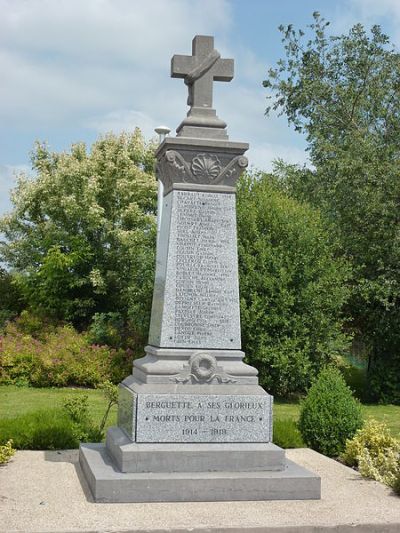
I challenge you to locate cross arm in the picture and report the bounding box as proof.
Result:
[171,54,194,78]
[214,58,234,81]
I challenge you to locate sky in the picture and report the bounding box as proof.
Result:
[2,0,400,216]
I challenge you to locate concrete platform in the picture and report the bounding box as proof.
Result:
[106,426,286,472]
[80,442,320,502]
[1,448,399,532]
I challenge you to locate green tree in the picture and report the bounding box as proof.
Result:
[264,13,400,403]
[0,130,157,341]
[0,268,25,328]
[237,173,351,397]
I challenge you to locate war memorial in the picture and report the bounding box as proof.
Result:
[79,35,321,503]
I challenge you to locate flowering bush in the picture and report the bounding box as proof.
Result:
[0,321,129,387]
[0,440,15,464]
[341,419,400,487]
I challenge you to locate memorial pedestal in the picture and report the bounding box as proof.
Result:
[79,34,321,502]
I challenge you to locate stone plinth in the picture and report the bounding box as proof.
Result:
[79,34,321,502]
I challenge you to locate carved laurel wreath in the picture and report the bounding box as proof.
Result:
[190,352,217,381]
[170,352,237,384]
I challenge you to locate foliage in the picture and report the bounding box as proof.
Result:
[298,367,363,456]
[393,468,400,495]
[273,418,304,448]
[0,389,115,450]
[0,131,157,342]
[0,385,118,431]
[0,409,82,449]
[62,394,102,442]
[88,312,125,347]
[264,13,400,403]
[341,419,400,487]
[237,173,351,397]
[97,380,119,434]
[0,320,127,387]
[0,268,24,330]
[0,439,15,465]
[337,358,368,401]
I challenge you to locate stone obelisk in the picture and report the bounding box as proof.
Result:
[79,35,321,502]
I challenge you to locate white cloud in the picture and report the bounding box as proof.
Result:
[0,0,233,126]
[328,0,400,45]
[0,0,232,65]
[86,108,159,140]
[248,143,308,172]
[0,0,309,215]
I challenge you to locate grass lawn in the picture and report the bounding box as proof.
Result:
[0,385,117,430]
[275,400,400,437]
[0,386,399,437]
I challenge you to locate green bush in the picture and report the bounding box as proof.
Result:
[0,410,81,449]
[298,367,363,457]
[0,320,128,387]
[237,173,351,397]
[0,132,156,332]
[273,418,305,448]
[62,395,103,443]
[0,439,15,464]
[393,468,400,495]
[0,407,102,450]
[0,268,25,331]
[338,359,368,401]
[341,419,400,487]
[88,312,125,347]
[368,355,400,405]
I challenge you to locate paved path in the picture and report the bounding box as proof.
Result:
[1,448,399,532]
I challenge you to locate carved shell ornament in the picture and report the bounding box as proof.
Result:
[191,154,221,182]
[157,150,249,188]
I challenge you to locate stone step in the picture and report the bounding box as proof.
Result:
[106,426,285,473]
[80,443,321,503]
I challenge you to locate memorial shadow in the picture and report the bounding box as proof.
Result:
[44,449,94,502]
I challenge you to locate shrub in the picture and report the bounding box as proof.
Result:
[393,468,400,495]
[237,173,351,397]
[298,367,363,457]
[0,406,103,450]
[0,268,25,330]
[0,440,15,465]
[88,312,125,348]
[0,410,81,449]
[97,380,119,433]
[341,419,400,487]
[62,395,103,443]
[0,132,156,332]
[0,321,128,387]
[273,419,305,448]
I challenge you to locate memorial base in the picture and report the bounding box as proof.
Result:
[79,376,321,502]
[79,441,321,503]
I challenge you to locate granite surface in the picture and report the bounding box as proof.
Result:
[135,393,272,443]
[148,189,241,350]
[117,385,136,440]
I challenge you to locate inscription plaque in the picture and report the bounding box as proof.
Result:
[149,190,241,349]
[135,393,272,443]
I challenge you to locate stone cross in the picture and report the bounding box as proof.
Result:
[171,35,234,109]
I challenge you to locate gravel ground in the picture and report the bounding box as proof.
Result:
[1,447,399,532]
